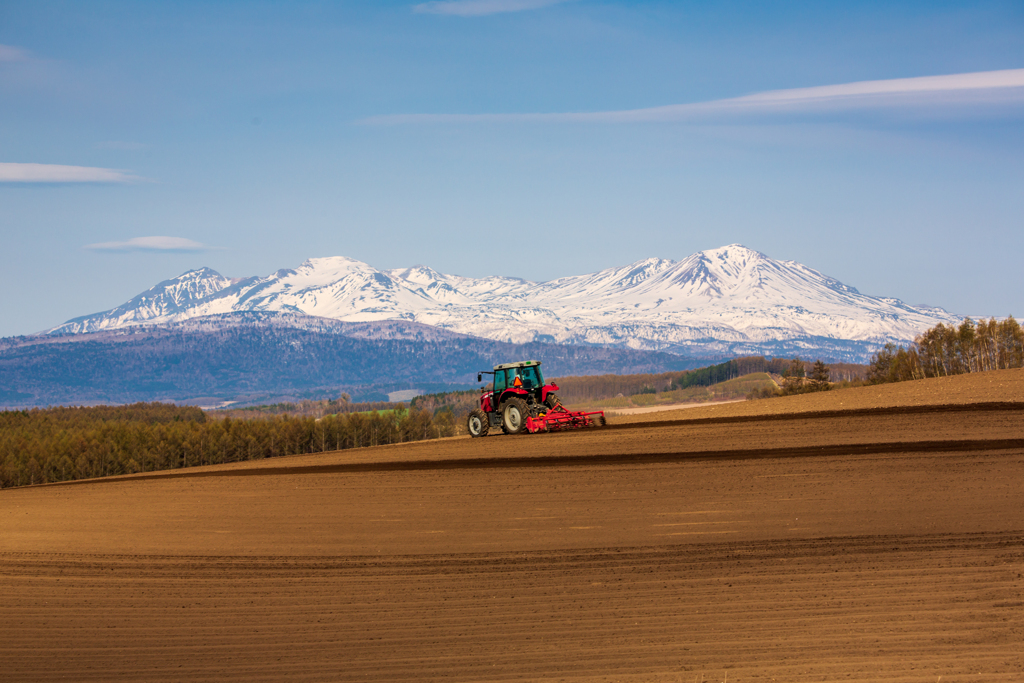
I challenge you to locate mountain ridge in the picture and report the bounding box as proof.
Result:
[47,244,962,360]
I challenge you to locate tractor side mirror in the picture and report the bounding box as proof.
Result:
[477,373,482,383]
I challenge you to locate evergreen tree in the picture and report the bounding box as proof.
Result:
[809,360,830,389]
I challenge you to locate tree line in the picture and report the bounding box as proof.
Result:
[546,358,777,403]
[670,357,791,389]
[410,390,479,419]
[868,317,1024,384]
[215,395,398,419]
[669,356,865,390]
[0,402,455,489]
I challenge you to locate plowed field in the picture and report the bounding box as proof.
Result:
[3,370,1024,682]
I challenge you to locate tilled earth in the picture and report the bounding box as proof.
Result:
[2,370,1024,682]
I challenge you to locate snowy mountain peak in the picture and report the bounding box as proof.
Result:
[183,266,222,278]
[701,243,763,263]
[293,256,378,282]
[50,267,235,335]
[386,265,447,287]
[301,255,369,269]
[170,267,234,301]
[618,257,677,284]
[695,245,768,283]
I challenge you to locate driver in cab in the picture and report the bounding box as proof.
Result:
[513,367,537,389]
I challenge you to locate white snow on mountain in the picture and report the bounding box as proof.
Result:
[49,245,962,357]
[56,267,239,332]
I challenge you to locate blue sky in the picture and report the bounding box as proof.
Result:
[1,0,1022,337]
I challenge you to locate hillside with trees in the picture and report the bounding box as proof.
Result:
[868,317,1024,384]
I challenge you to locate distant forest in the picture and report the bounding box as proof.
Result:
[869,317,1024,383]
[215,396,395,419]
[0,403,453,489]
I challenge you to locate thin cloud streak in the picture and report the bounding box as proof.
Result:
[0,162,142,183]
[413,0,570,17]
[0,44,30,62]
[364,68,1024,124]
[95,141,150,151]
[83,237,218,253]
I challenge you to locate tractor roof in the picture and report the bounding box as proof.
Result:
[493,360,541,371]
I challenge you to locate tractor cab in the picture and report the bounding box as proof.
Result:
[493,361,544,394]
[478,360,553,412]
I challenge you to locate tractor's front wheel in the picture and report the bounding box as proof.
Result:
[501,397,529,435]
[467,409,489,438]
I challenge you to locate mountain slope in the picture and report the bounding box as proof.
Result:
[48,245,961,360]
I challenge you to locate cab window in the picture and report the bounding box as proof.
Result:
[493,370,507,393]
[519,366,540,388]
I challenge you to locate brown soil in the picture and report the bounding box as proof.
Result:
[3,369,1023,681]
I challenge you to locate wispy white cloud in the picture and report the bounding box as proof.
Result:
[95,140,150,151]
[0,44,30,62]
[413,0,570,17]
[0,162,142,183]
[364,68,1024,124]
[83,237,218,253]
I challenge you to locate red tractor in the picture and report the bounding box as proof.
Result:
[466,360,607,437]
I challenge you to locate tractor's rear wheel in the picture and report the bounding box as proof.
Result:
[544,392,561,410]
[467,409,488,438]
[501,397,529,435]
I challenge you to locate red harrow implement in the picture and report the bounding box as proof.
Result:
[524,404,607,433]
[466,359,607,437]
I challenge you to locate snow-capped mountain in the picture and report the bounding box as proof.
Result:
[49,245,962,360]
